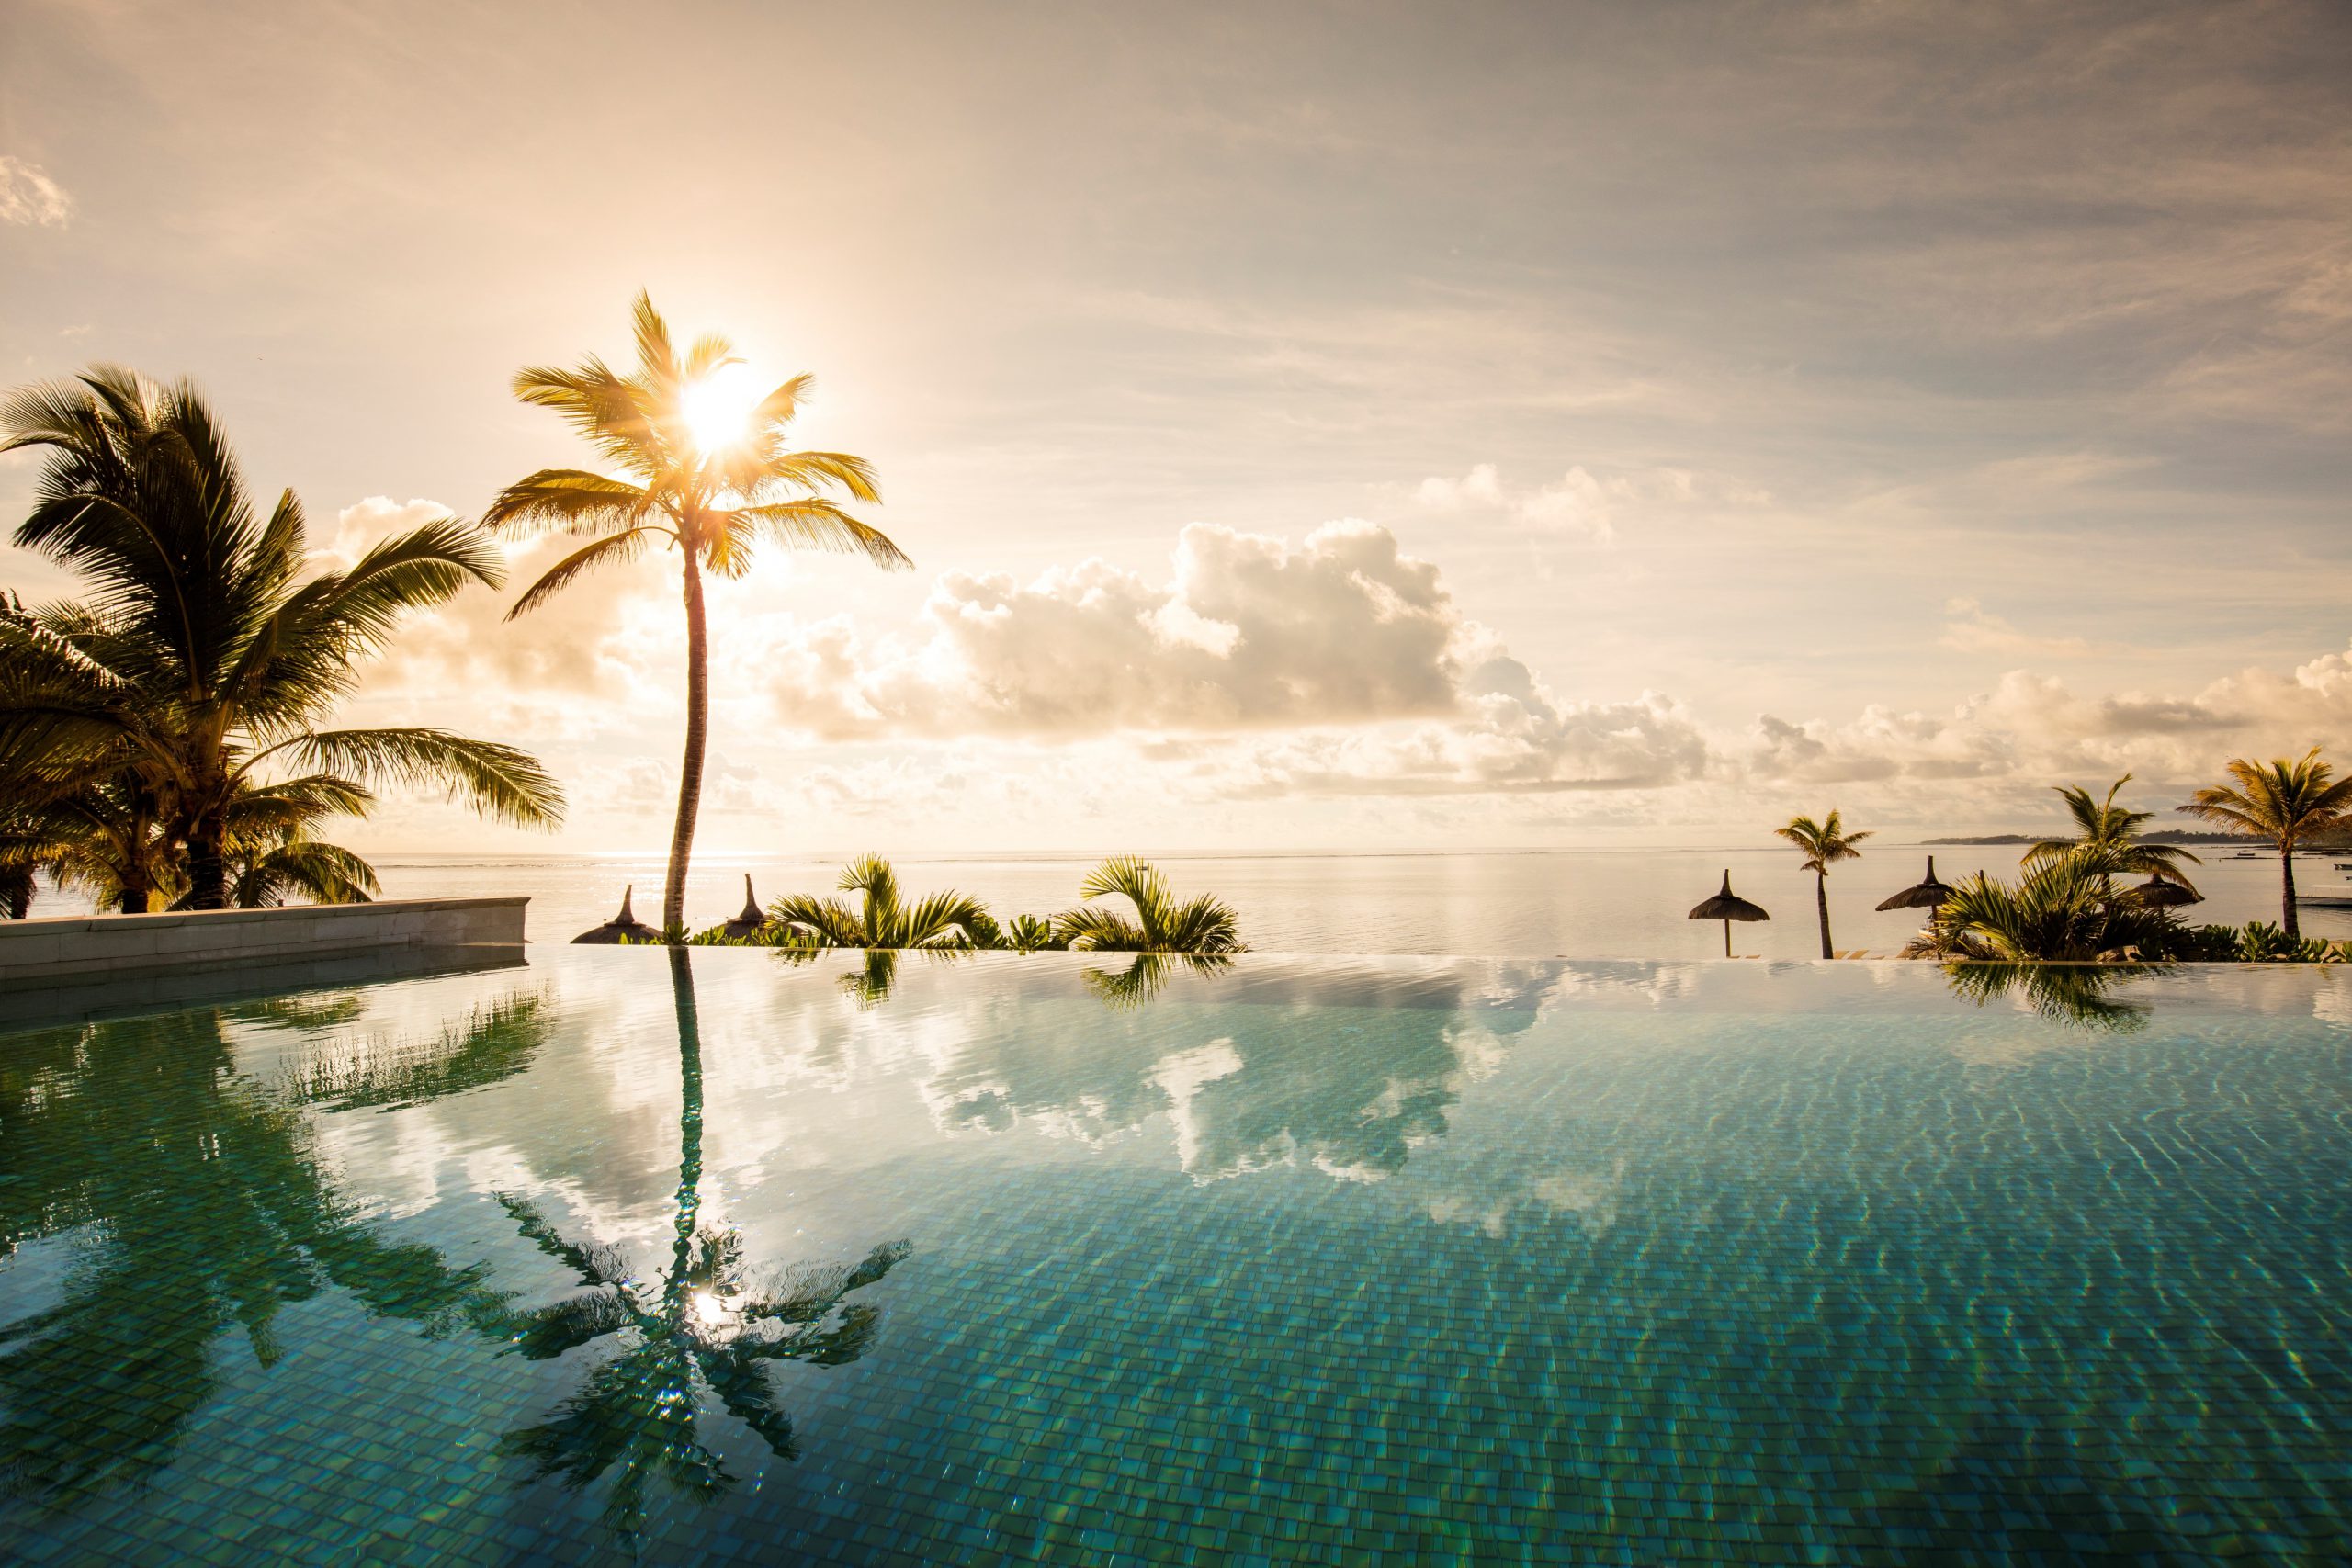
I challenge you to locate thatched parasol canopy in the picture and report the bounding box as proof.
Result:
[1689,870,1768,955]
[574,884,662,944]
[2128,874,2203,909]
[719,874,771,941]
[1876,855,1954,912]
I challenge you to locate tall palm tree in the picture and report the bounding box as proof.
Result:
[1054,856,1245,953]
[2178,749,2352,939]
[1774,810,1871,959]
[2023,774,2200,891]
[0,367,563,908]
[767,853,990,950]
[485,294,910,934]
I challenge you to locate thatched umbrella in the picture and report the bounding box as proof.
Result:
[1876,855,1953,915]
[718,874,771,941]
[2128,874,2203,910]
[574,885,662,944]
[1689,870,1769,956]
[1878,855,1956,955]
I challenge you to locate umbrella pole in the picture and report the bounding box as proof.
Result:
[1724,919,1732,958]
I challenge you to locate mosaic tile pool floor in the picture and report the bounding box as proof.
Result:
[3,951,2348,1563]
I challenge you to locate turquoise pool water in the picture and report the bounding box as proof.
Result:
[3,951,2348,1562]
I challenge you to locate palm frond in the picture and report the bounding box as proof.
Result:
[271,728,564,827]
[481,468,660,537]
[718,500,910,570]
[504,528,660,621]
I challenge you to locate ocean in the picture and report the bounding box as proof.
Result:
[310,843,2352,960]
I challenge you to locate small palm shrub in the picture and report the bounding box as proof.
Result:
[1054,857,1243,954]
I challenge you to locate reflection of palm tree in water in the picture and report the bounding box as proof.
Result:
[492,949,910,1543]
[0,998,540,1505]
[1083,951,1233,1010]
[1941,962,2160,1032]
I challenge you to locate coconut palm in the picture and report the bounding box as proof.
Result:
[0,367,563,908]
[2023,774,2200,894]
[1054,856,1245,953]
[766,854,990,950]
[485,294,910,934]
[1773,810,1871,959]
[2178,749,2352,940]
[1,785,73,918]
[30,770,176,913]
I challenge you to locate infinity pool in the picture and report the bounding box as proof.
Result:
[3,951,2348,1562]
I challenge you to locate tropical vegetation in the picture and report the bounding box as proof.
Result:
[486,294,908,935]
[684,854,1241,960]
[2177,749,2352,940]
[1053,855,1245,954]
[762,853,989,950]
[2025,773,2201,890]
[1775,809,1871,959]
[0,367,561,912]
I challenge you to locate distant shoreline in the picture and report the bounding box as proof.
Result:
[1924,831,2342,848]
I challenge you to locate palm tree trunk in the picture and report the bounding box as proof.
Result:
[1815,871,1832,959]
[2280,843,2300,941]
[4,865,34,919]
[663,550,711,937]
[187,804,229,911]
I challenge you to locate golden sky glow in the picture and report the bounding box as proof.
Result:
[4,1,2350,853]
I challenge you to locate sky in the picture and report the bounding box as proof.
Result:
[3,0,2349,855]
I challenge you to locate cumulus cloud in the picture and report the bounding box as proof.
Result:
[763,520,1713,796]
[775,521,1461,738]
[1741,649,2352,799]
[0,157,72,227]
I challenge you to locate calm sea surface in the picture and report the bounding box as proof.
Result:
[29,845,2346,959]
[324,844,2352,960]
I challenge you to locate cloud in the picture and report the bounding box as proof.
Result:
[771,521,1464,739]
[1413,463,1631,541]
[1739,650,2352,801]
[762,520,1713,798]
[0,157,72,227]
[1939,597,2099,658]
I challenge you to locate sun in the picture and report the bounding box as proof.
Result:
[679,360,763,456]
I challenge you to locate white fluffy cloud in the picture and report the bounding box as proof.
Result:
[0,157,71,228]
[763,520,1713,796]
[1742,649,2352,804]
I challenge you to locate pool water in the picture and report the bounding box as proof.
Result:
[3,951,2348,1563]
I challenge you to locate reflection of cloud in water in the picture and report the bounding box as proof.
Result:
[917,959,1557,1184]
[1151,1039,1243,1175]
[1425,1157,1630,1239]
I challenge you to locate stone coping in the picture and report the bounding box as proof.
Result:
[0,897,529,990]
[0,895,526,934]
[0,944,528,1032]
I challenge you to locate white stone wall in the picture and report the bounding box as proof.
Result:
[0,897,529,986]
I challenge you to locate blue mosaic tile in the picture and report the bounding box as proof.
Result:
[1,953,2348,1561]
